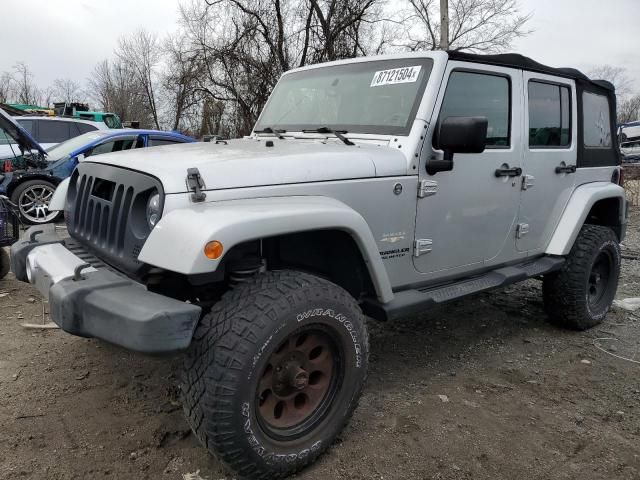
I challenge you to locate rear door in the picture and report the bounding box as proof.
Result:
[516,73,577,253]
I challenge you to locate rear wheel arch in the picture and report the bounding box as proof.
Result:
[585,196,624,240]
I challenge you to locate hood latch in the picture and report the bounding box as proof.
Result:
[186,168,206,202]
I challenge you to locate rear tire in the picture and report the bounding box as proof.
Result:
[543,224,621,330]
[0,249,9,280]
[181,270,369,479]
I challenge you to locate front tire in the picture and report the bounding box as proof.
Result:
[543,224,621,330]
[181,270,369,479]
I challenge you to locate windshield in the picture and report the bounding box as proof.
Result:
[255,58,433,136]
[45,131,109,161]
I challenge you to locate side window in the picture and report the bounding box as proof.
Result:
[16,119,34,135]
[77,123,98,134]
[68,122,81,137]
[528,81,571,148]
[583,92,612,147]
[37,120,71,143]
[436,71,510,147]
[0,128,14,144]
[150,138,182,147]
[86,138,136,157]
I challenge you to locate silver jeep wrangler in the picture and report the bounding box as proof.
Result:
[11,51,627,479]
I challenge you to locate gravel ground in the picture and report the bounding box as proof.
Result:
[1,212,640,480]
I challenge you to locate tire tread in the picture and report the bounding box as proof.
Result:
[181,270,369,479]
[543,224,620,330]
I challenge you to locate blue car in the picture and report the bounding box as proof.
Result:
[0,126,195,224]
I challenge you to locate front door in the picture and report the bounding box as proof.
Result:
[414,63,525,276]
[516,72,577,253]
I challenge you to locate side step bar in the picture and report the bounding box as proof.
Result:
[361,256,564,321]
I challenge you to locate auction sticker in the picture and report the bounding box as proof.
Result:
[370,66,422,87]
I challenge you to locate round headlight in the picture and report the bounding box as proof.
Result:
[146,193,161,229]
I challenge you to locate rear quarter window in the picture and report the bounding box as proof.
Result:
[149,138,183,147]
[583,92,612,148]
[77,123,98,134]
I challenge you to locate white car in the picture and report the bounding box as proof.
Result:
[619,121,640,142]
[0,116,108,159]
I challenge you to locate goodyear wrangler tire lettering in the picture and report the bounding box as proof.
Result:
[181,270,369,479]
[296,308,362,367]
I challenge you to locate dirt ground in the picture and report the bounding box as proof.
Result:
[2,212,640,480]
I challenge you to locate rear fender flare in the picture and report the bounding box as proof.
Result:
[546,182,626,256]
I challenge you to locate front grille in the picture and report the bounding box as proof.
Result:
[64,238,109,270]
[66,162,163,275]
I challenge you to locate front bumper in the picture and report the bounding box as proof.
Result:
[10,225,201,353]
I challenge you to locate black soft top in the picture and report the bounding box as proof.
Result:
[447,51,614,92]
[446,51,619,168]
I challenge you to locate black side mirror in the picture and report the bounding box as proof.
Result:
[428,116,488,174]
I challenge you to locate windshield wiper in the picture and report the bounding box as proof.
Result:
[254,127,286,139]
[302,127,354,146]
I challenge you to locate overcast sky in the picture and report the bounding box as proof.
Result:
[1,0,638,94]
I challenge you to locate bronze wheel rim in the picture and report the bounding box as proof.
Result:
[256,327,340,436]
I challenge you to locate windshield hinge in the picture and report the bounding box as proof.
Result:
[186,168,206,202]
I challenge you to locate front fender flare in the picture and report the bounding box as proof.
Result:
[138,196,394,303]
[49,177,70,212]
[546,182,626,256]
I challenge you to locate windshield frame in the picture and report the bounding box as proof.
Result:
[255,57,434,137]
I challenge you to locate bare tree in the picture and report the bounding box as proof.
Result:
[588,65,633,100]
[618,95,640,125]
[404,0,532,52]
[52,78,84,104]
[162,32,203,131]
[41,86,56,108]
[179,0,387,136]
[0,72,14,103]
[116,29,162,129]
[87,59,153,126]
[13,62,41,105]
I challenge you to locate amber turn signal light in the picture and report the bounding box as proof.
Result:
[204,241,224,259]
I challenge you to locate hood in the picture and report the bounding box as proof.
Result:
[87,137,408,194]
[0,108,46,156]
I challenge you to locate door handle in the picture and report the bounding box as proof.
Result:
[494,166,522,177]
[555,164,576,174]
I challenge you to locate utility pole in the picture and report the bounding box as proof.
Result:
[439,0,449,50]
